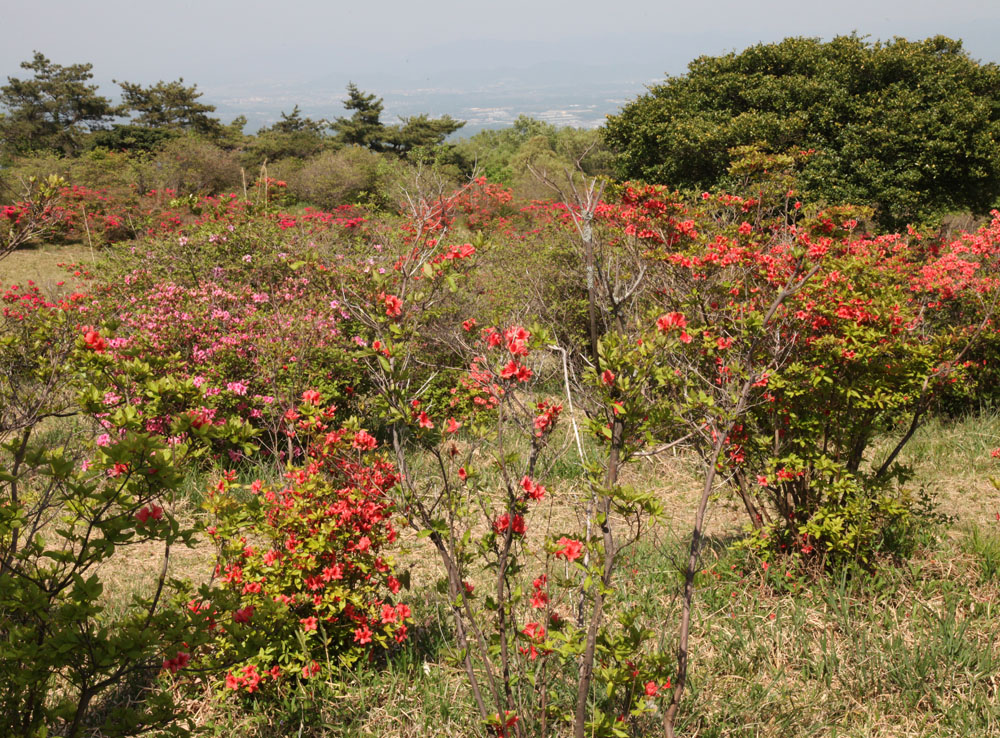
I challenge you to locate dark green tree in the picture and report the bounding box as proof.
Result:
[269,105,326,135]
[330,83,386,149]
[242,106,328,167]
[604,35,1000,228]
[0,52,117,156]
[384,113,464,155]
[216,114,249,150]
[117,78,223,136]
[88,124,175,153]
[330,84,465,157]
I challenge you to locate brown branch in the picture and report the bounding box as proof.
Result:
[663,259,822,737]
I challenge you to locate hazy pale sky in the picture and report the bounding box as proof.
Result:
[2,0,999,127]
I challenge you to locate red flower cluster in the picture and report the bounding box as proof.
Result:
[380,292,403,318]
[656,312,692,343]
[135,504,163,525]
[533,400,562,437]
[554,536,583,562]
[208,412,409,694]
[161,651,189,674]
[499,360,533,382]
[493,513,526,536]
[519,621,548,660]
[83,329,106,352]
[520,476,546,500]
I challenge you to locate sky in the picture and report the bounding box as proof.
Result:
[2,0,999,130]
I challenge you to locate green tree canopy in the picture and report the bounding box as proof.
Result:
[604,35,1000,228]
[453,115,613,187]
[88,124,175,153]
[0,52,117,156]
[267,105,327,136]
[243,106,328,167]
[384,113,464,155]
[330,83,386,149]
[329,83,464,156]
[117,78,223,136]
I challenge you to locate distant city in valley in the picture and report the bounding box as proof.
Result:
[146,25,1000,135]
[208,80,643,135]
[8,24,1000,137]
[198,65,665,135]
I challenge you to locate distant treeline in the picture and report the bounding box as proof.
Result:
[0,53,612,208]
[4,34,1000,227]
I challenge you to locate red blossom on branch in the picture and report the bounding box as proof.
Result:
[554,536,583,562]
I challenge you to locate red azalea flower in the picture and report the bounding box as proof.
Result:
[162,651,190,674]
[554,537,583,561]
[656,312,687,333]
[352,430,378,450]
[381,293,403,317]
[83,329,106,353]
[520,476,546,500]
[530,588,548,608]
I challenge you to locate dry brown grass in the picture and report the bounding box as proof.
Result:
[0,241,95,292]
[47,347,1000,737]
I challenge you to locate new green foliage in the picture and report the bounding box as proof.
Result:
[605,35,1000,229]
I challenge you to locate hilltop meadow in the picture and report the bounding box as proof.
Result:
[2,34,1000,738]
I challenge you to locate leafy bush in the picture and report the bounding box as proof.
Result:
[8,155,1000,736]
[151,134,241,195]
[0,284,251,736]
[205,398,410,691]
[582,183,1000,565]
[605,35,1000,229]
[285,147,393,209]
[453,116,614,195]
[91,213,371,458]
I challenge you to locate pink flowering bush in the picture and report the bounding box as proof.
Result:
[84,210,379,460]
[97,275,355,457]
[0,285,252,736]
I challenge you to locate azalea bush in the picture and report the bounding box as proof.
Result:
[512,177,1000,733]
[205,395,410,694]
[666,196,996,564]
[536,180,1000,566]
[363,314,673,737]
[96,274,355,459]
[330,171,682,737]
[0,174,68,260]
[1,174,369,253]
[86,211,374,460]
[0,284,253,737]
